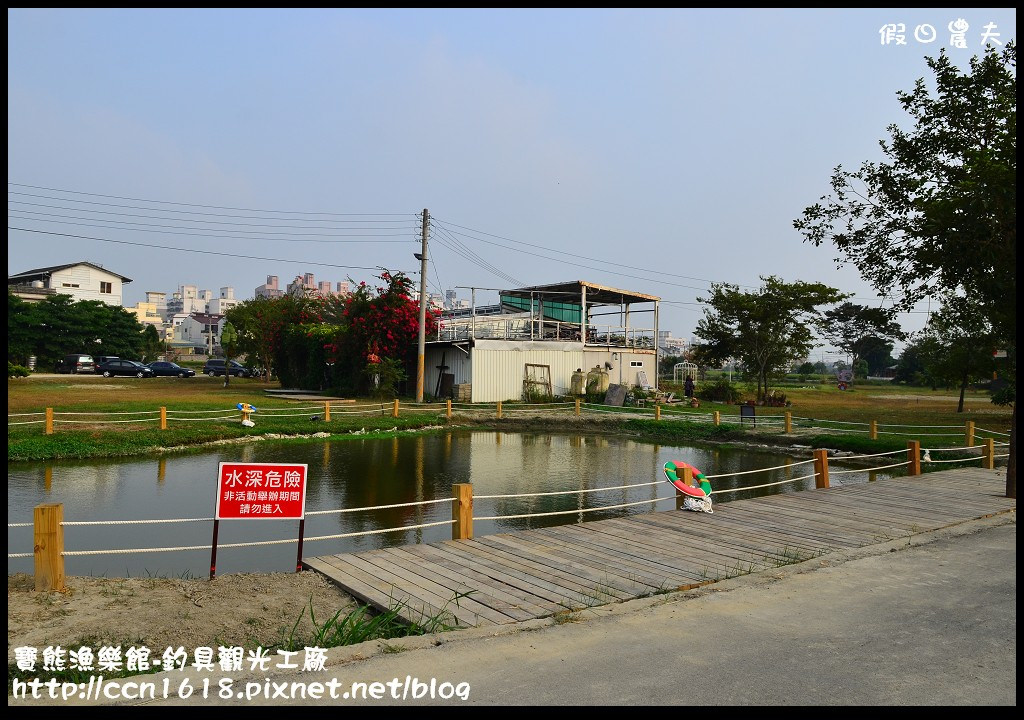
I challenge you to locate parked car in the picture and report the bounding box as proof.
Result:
[146,361,196,378]
[203,359,256,377]
[96,359,156,378]
[93,356,120,373]
[55,354,95,374]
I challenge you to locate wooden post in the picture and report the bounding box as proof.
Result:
[452,483,473,540]
[982,438,995,469]
[965,421,975,447]
[575,398,581,416]
[713,411,720,426]
[907,440,921,476]
[813,449,830,489]
[655,404,661,421]
[45,407,54,435]
[675,466,694,509]
[160,406,167,430]
[392,399,399,418]
[33,503,65,592]
[870,420,877,440]
[446,399,452,419]
[784,411,792,433]
[497,401,503,419]
[324,401,330,422]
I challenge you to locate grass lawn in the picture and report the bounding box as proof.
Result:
[7,374,1013,462]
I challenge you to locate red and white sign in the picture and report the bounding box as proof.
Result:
[215,462,307,520]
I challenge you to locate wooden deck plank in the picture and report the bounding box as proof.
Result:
[307,468,1014,627]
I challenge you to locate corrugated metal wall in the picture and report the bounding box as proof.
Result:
[424,344,472,398]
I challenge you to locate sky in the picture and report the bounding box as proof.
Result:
[7,8,1017,360]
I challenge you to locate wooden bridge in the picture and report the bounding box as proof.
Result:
[304,467,1015,628]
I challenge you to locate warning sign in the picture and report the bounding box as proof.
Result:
[215,462,307,520]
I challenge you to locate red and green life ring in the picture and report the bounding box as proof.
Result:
[663,460,712,498]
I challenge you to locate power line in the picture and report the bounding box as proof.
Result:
[7,227,403,272]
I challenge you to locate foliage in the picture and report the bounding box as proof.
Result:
[226,294,307,383]
[219,321,239,388]
[140,324,162,363]
[363,356,407,400]
[8,361,30,378]
[819,302,906,367]
[693,276,848,402]
[7,291,145,368]
[853,359,869,379]
[696,378,743,404]
[798,362,816,379]
[794,43,1016,493]
[862,341,897,376]
[915,295,997,412]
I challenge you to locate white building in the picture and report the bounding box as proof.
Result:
[173,312,225,353]
[426,280,660,402]
[207,287,239,315]
[8,261,131,306]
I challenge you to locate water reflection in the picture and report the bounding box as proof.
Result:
[7,431,897,578]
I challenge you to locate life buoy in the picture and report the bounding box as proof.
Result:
[663,460,712,498]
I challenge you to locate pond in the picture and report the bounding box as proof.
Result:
[7,430,898,578]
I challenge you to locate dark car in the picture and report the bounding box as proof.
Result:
[146,361,196,378]
[56,354,95,374]
[96,359,156,378]
[93,356,120,374]
[203,359,255,377]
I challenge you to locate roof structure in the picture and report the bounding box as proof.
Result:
[7,261,133,284]
[500,280,659,306]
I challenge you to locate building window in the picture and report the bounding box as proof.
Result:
[61,283,80,288]
[100,282,112,294]
[630,360,643,367]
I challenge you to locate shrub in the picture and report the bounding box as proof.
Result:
[8,362,30,378]
[696,378,742,403]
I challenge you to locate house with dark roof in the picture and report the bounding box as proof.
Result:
[8,261,132,306]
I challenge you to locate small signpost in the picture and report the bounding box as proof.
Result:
[211,462,308,579]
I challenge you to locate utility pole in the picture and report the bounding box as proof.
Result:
[416,208,429,403]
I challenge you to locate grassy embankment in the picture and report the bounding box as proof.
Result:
[7,375,1012,463]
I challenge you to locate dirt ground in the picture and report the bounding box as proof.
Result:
[7,571,356,659]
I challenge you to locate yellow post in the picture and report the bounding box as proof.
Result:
[907,440,921,476]
[452,483,473,540]
[160,406,167,431]
[45,408,54,435]
[813,449,830,489]
[575,398,581,416]
[676,465,694,510]
[497,401,502,419]
[392,399,399,418]
[33,503,65,592]
[982,438,995,469]
[965,421,975,447]
[713,411,720,426]
[655,404,661,421]
[784,411,792,434]
[870,420,878,440]
[324,401,330,422]
[446,399,452,419]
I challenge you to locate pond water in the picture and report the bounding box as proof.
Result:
[7,430,898,578]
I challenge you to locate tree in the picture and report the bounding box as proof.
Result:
[819,302,906,367]
[798,362,816,380]
[795,43,1016,497]
[862,341,897,376]
[220,321,238,388]
[225,295,300,382]
[917,296,997,412]
[140,324,162,363]
[693,276,848,402]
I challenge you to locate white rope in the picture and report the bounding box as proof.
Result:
[8,522,32,528]
[703,458,816,479]
[879,423,968,428]
[925,456,984,465]
[475,479,662,500]
[165,408,239,414]
[791,416,870,426]
[994,453,1010,459]
[52,409,161,416]
[166,416,240,422]
[8,420,45,425]
[8,553,32,558]
[709,472,817,494]
[55,418,159,424]
[62,517,214,526]
[475,495,676,521]
[829,459,912,474]
[306,497,453,516]
[875,430,964,437]
[924,445,983,452]
[253,411,330,418]
[843,448,909,459]
[976,427,1010,437]
[8,412,45,417]
[303,519,456,542]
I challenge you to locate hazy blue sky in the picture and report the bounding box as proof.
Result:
[7,8,1017,356]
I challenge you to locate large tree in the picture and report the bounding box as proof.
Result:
[819,302,905,367]
[693,276,847,402]
[917,296,997,413]
[795,43,1016,497]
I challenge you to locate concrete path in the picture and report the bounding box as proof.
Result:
[17,512,1013,706]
